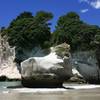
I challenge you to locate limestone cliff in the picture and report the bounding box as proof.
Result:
[0,35,21,79]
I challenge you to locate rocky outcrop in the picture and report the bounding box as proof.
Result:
[72,51,100,83]
[67,67,86,83]
[0,35,21,80]
[21,43,73,87]
[95,47,100,69]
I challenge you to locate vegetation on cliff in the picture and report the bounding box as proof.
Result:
[0,11,100,56]
[52,12,100,51]
[1,11,53,50]
[0,11,100,83]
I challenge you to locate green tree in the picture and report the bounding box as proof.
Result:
[35,11,53,23]
[4,11,53,49]
[52,12,98,51]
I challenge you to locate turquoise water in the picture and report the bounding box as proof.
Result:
[0,81,21,92]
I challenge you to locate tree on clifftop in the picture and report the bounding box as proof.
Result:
[4,11,53,49]
[52,12,99,51]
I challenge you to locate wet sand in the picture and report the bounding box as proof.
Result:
[0,88,100,100]
[0,82,100,100]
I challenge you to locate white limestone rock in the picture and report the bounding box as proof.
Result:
[0,36,21,79]
[21,43,72,87]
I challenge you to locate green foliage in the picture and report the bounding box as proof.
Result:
[52,12,100,51]
[1,11,100,53]
[4,11,53,49]
[1,11,100,65]
[52,12,81,46]
[66,12,80,19]
[16,12,33,19]
[35,11,53,23]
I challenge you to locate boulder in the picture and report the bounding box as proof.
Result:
[65,67,86,84]
[68,69,86,84]
[21,43,73,87]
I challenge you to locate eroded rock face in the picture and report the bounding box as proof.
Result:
[72,51,100,83]
[0,36,21,80]
[21,43,73,87]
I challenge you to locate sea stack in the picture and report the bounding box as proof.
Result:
[21,43,73,87]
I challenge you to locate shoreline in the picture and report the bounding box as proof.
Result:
[0,81,100,94]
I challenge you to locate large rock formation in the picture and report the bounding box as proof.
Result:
[21,43,73,87]
[72,51,100,83]
[0,35,21,80]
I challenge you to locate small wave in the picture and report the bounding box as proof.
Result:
[63,84,100,90]
[11,88,67,93]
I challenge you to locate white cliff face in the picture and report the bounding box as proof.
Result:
[0,36,21,79]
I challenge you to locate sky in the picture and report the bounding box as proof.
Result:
[0,0,100,31]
